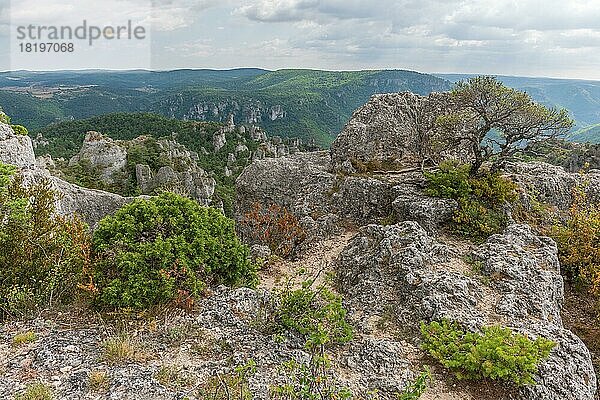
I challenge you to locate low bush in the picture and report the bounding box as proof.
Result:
[11,124,28,135]
[197,359,256,400]
[275,279,353,351]
[92,192,257,309]
[425,161,518,240]
[421,320,555,386]
[398,369,431,400]
[15,383,53,400]
[0,162,91,319]
[550,187,600,286]
[240,202,306,258]
[270,357,353,400]
[270,277,354,399]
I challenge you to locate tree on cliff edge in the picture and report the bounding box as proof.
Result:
[436,76,573,174]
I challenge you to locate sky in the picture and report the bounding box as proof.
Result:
[1,0,600,80]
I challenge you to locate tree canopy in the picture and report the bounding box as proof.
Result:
[436,76,573,174]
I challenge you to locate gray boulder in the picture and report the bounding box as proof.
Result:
[505,161,600,210]
[68,132,127,184]
[336,222,596,400]
[0,124,36,168]
[330,91,470,172]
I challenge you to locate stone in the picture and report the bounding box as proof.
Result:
[213,129,227,151]
[505,161,600,210]
[68,132,127,184]
[330,91,469,172]
[336,222,596,399]
[0,123,36,168]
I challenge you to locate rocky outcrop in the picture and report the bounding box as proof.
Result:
[236,152,457,235]
[0,122,133,227]
[213,129,227,151]
[330,91,469,172]
[68,132,127,184]
[135,139,216,205]
[236,151,335,218]
[505,161,600,210]
[67,133,216,205]
[0,123,36,169]
[336,222,596,400]
[136,164,215,205]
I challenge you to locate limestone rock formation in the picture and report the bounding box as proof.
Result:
[336,222,596,400]
[505,161,600,210]
[68,132,127,184]
[0,122,133,227]
[67,133,216,205]
[330,91,465,172]
[213,128,227,151]
[0,123,36,169]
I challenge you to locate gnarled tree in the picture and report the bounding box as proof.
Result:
[436,76,573,174]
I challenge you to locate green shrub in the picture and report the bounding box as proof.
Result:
[275,279,353,351]
[424,161,472,199]
[0,111,10,124]
[398,369,431,400]
[270,357,353,400]
[197,359,256,400]
[0,162,90,319]
[425,161,518,240]
[420,320,555,386]
[11,124,29,135]
[14,382,53,400]
[92,192,257,309]
[550,188,600,286]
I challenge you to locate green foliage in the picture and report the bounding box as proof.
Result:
[270,276,354,399]
[271,356,353,400]
[92,192,257,309]
[424,161,472,199]
[0,110,9,124]
[275,279,353,351]
[550,187,600,286]
[425,161,518,240]
[421,320,555,386]
[197,359,256,400]
[14,383,53,400]
[437,76,573,174]
[398,370,431,400]
[0,162,90,319]
[10,124,28,135]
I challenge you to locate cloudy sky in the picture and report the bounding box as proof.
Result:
[1,0,600,79]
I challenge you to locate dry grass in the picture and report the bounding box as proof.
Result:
[101,335,147,365]
[88,370,110,392]
[15,382,53,400]
[12,331,37,346]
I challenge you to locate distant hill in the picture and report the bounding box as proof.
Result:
[0,69,451,146]
[569,123,600,144]
[4,69,599,145]
[437,73,600,143]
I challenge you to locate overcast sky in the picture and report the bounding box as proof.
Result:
[1,0,600,79]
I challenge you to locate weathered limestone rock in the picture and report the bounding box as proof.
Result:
[68,132,127,184]
[330,91,467,172]
[336,222,596,400]
[0,124,36,168]
[0,123,133,227]
[392,183,459,234]
[505,161,600,210]
[213,129,227,151]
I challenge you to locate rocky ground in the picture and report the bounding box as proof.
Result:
[2,91,600,399]
[1,223,596,400]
